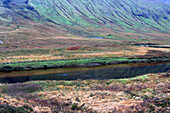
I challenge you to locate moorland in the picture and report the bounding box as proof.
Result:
[0,0,170,112]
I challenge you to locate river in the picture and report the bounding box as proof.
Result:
[0,62,169,83]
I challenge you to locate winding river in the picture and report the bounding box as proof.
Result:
[0,62,169,83]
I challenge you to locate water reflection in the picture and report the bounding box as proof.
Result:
[0,62,169,83]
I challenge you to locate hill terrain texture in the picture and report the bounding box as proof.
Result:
[0,1,169,112]
[0,0,170,40]
[0,0,169,63]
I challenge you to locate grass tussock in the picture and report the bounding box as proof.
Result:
[0,71,169,112]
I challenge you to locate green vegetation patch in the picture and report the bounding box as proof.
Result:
[0,57,139,71]
[0,104,33,113]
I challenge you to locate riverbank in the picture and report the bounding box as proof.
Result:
[0,57,169,72]
[0,71,169,112]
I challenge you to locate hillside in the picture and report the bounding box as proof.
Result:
[0,0,170,36]
[29,0,170,33]
[0,0,170,61]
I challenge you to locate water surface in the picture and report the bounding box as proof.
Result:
[0,62,169,83]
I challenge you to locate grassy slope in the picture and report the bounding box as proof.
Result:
[28,0,170,33]
[0,0,169,66]
[0,0,169,38]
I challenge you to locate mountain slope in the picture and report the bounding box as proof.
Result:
[28,0,170,33]
[0,0,170,51]
[1,0,169,33]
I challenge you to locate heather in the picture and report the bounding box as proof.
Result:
[0,71,169,112]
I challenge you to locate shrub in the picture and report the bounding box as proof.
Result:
[67,46,82,51]
[71,103,80,110]
[0,104,33,113]
[4,83,42,96]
